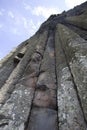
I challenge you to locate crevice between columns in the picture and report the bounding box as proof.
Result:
[54,28,59,130]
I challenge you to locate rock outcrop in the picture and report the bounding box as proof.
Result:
[0,1,87,130]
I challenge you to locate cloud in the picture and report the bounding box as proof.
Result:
[13,16,28,29]
[8,14,39,36]
[19,16,41,35]
[30,19,37,30]
[0,6,42,37]
[0,9,5,16]
[25,19,42,35]
[23,3,31,10]
[21,17,28,29]
[0,24,3,28]
[65,0,87,9]
[11,28,21,35]
[25,19,41,35]
[32,6,60,18]
[8,11,14,18]
[23,3,60,18]
[0,12,3,16]
[1,9,5,12]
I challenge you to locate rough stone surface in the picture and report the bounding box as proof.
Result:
[25,30,58,130]
[0,84,34,130]
[0,2,87,130]
[0,30,48,129]
[58,23,87,121]
[27,108,58,130]
[33,89,57,109]
[55,30,87,129]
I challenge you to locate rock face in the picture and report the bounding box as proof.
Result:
[0,1,87,130]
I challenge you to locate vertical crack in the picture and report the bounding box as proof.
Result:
[54,29,59,130]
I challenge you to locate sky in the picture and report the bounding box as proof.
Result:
[0,0,87,60]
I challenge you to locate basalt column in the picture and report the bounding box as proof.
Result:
[55,24,87,130]
[0,30,48,130]
[26,30,58,130]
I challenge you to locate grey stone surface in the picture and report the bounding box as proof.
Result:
[0,34,38,104]
[37,30,56,90]
[0,30,48,129]
[0,49,17,88]
[0,31,48,104]
[27,108,58,130]
[37,71,57,90]
[0,84,34,130]
[0,2,87,129]
[26,31,58,130]
[24,30,48,76]
[55,29,87,130]
[41,31,55,74]
[58,23,87,121]
[33,88,57,109]
[0,40,29,89]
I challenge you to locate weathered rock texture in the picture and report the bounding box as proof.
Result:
[0,1,87,130]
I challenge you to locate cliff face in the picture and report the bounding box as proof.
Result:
[0,1,87,130]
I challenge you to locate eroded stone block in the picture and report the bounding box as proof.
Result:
[27,107,58,130]
[33,89,57,110]
[37,72,57,90]
[0,84,34,129]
